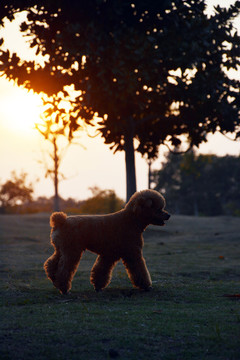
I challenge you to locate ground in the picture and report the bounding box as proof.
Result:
[0,213,240,359]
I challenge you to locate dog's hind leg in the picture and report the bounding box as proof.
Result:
[54,251,83,294]
[90,256,118,291]
[122,251,152,290]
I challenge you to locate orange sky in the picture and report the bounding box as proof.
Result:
[0,1,240,201]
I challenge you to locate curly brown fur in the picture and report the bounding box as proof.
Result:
[44,189,170,294]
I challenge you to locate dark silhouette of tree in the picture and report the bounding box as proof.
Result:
[0,171,34,211]
[0,1,240,200]
[153,151,240,216]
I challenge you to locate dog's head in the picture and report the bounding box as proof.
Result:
[126,190,170,228]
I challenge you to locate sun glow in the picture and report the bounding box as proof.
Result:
[1,87,43,133]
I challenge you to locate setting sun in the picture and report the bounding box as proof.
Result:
[1,86,43,133]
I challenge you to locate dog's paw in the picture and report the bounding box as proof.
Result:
[143,286,153,292]
[95,287,103,293]
[60,289,69,295]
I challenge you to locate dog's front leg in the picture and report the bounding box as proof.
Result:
[90,255,118,291]
[122,251,152,291]
[44,248,60,283]
[54,251,83,294]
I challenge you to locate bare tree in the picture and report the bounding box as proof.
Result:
[36,93,84,211]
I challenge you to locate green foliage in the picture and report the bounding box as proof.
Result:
[79,187,124,214]
[153,151,240,216]
[0,171,34,212]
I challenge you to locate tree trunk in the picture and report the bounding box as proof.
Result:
[124,123,137,202]
[148,159,152,189]
[193,188,198,217]
[193,197,199,217]
[53,137,60,212]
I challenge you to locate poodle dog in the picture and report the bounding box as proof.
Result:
[44,189,170,294]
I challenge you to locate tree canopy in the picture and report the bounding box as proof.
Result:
[1,0,240,200]
[153,151,240,216]
[0,171,34,211]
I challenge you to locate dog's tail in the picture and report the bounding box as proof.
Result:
[50,212,67,228]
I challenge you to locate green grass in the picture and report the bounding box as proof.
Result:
[0,213,240,359]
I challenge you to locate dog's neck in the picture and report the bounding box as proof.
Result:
[134,219,149,233]
[124,210,149,233]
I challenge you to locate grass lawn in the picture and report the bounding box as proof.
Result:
[0,213,240,359]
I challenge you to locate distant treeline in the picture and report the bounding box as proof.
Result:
[0,186,124,215]
[1,153,240,216]
[153,152,240,216]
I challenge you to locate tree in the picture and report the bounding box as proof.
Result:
[1,1,240,200]
[153,151,240,216]
[0,171,34,212]
[36,92,84,211]
[79,187,124,214]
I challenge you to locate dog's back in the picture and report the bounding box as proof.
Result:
[50,210,131,254]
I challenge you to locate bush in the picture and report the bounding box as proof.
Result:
[79,187,124,214]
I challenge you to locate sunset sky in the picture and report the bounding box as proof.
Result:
[0,0,240,201]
